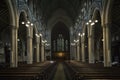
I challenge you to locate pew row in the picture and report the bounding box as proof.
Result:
[0,61,57,80]
[64,61,120,80]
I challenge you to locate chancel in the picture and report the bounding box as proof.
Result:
[0,0,120,80]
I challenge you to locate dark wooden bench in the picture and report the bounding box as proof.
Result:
[0,61,57,80]
[0,72,40,80]
[65,61,120,80]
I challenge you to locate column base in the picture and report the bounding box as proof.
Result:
[82,59,86,62]
[104,62,112,67]
[36,60,40,63]
[27,61,33,64]
[89,60,95,64]
[10,62,17,68]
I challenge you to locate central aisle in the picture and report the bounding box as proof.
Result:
[53,63,66,80]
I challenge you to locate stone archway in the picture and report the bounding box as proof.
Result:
[32,26,39,62]
[92,10,103,63]
[0,0,18,67]
[0,0,14,67]
[18,12,27,64]
[83,25,88,62]
[101,0,113,67]
[101,0,120,67]
[110,0,120,64]
[47,9,72,44]
[51,21,70,60]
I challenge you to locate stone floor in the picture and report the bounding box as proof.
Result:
[53,63,66,80]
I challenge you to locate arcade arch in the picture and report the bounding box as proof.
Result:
[51,22,70,60]
[18,12,27,63]
[92,10,103,63]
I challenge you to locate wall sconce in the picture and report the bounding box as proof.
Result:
[78,33,81,36]
[82,33,85,36]
[45,43,50,46]
[39,33,42,37]
[21,20,33,27]
[79,33,85,37]
[71,43,75,46]
[35,34,40,37]
[86,20,98,26]
[42,40,47,43]
[17,39,20,42]
[74,39,79,43]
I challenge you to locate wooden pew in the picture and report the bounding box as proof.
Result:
[0,61,56,80]
[65,61,120,80]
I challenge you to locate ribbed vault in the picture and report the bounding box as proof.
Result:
[37,0,82,24]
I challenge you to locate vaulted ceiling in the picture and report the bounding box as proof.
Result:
[37,0,82,24]
[0,0,9,31]
[111,0,120,34]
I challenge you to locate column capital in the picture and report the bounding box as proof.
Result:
[36,36,40,44]
[41,43,45,46]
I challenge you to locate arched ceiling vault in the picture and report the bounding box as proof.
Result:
[37,0,82,25]
[47,9,73,30]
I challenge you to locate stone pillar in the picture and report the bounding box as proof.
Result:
[70,46,74,60]
[88,25,95,63]
[27,27,33,64]
[36,36,40,62]
[106,25,112,67]
[70,46,72,60]
[73,46,75,60]
[39,36,41,61]
[79,36,82,61]
[88,35,95,63]
[81,43,85,62]
[77,43,80,61]
[96,43,101,61]
[103,23,112,67]
[71,45,76,60]
[74,45,77,60]
[11,27,18,67]
[81,36,85,62]
[41,42,45,62]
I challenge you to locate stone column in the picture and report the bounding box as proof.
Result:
[71,45,76,60]
[79,36,82,61]
[96,43,101,62]
[72,46,75,60]
[39,36,42,61]
[106,25,112,67]
[81,36,85,62]
[41,42,45,62]
[77,42,80,61]
[36,36,40,62]
[88,25,95,63]
[88,35,95,63]
[70,45,74,60]
[27,27,33,64]
[74,45,77,60]
[70,46,72,60]
[103,23,112,67]
[11,27,18,67]
[41,37,45,62]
